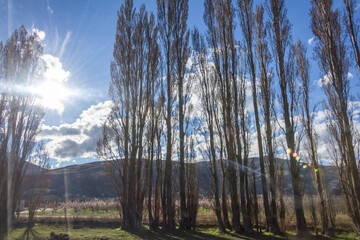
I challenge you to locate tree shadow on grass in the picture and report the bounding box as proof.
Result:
[285,231,360,240]
[21,226,40,240]
[127,227,288,240]
[0,229,6,240]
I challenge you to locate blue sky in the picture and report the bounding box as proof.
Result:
[0,0,359,168]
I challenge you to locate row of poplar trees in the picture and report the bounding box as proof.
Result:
[0,27,46,231]
[97,0,360,236]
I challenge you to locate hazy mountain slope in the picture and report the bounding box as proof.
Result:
[26,158,340,200]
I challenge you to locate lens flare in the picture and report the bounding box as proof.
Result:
[31,81,71,112]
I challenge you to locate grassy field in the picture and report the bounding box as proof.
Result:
[17,206,356,233]
[3,223,360,240]
[8,198,359,240]
[20,208,120,219]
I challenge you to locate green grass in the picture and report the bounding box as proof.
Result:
[3,223,287,240]
[3,223,359,240]
[14,206,360,240]
[5,224,137,240]
[336,231,360,240]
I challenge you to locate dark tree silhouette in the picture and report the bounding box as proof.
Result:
[268,0,307,234]
[97,0,159,231]
[203,0,242,233]
[293,40,335,236]
[0,26,45,230]
[192,27,225,232]
[311,0,360,233]
[254,4,280,234]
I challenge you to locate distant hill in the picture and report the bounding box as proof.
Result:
[24,158,341,200]
[25,161,45,174]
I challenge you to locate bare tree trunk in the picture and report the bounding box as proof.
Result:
[204,0,241,232]
[310,0,360,233]
[157,0,176,229]
[251,160,259,232]
[238,68,252,232]
[185,138,200,230]
[161,163,167,228]
[279,162,286,232]
[192,29,225,232]
[97,2,159,231]
[268,0,307,234]
[221,159,232,230]
[165,67,174,230]
[308,195,318,235]
[173,0,191,230]
[293,40,330,235]
[211,156,225,232]
[148,137,155,229]
[323,171,336,237]
[154,128,163,229]
[215,98,231,231]
[254,6,280,233]
[238,1,272,232]
[0,26,45,230]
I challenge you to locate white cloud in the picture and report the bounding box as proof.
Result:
[313,110,327,124]
[308,37,315,45]
[317,73,331,87]
[32,28,45,41]
[40,101,113,162]
[40,54,70,83]
[29,53,73,112]
[0,33,72,113]
[318,72,354,88]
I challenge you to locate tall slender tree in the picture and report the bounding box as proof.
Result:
[185,137,200,230]
[157,0,176,229]
[237,0,273,233]
[170,0,191,230]
[214,104,232,230]
[97,1,159,231]
[293,40,333,236]
[310,0,360,233]
[254,4,280,234]
[144,12,161,230]
[192,28,225,232]
[238,47,252,232]
[0,26,44,230]
[203,0,242,232]
[268,0,307,234]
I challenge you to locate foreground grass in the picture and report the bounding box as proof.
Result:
[4,224,276,240]
[3,224,360,240]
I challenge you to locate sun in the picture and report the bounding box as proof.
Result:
[33,81,70,112]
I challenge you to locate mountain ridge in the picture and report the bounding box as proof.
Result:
[24,158,341,200]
